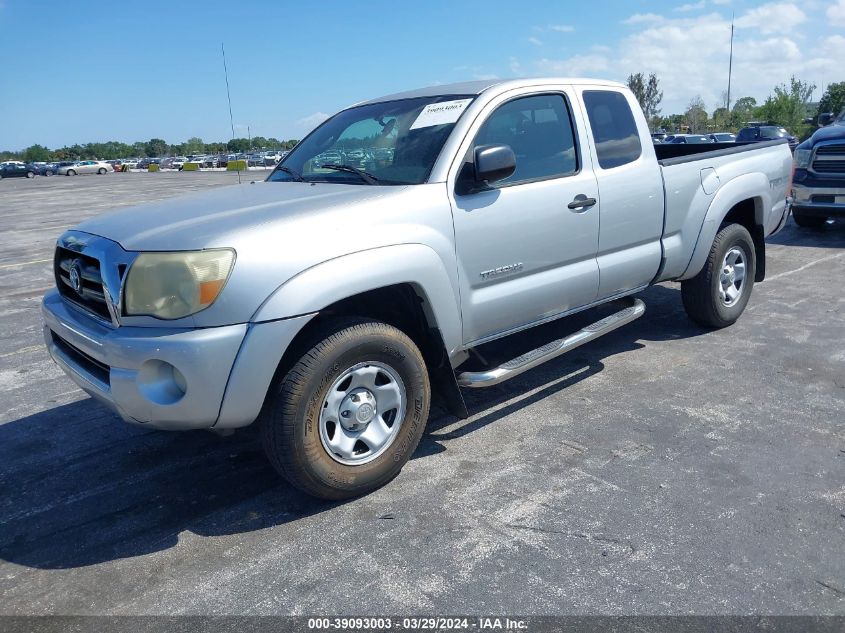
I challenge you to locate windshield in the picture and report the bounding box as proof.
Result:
[760,127,787,139]
[268,95,474,185]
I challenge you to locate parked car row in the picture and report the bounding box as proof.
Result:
[652,125,797,152]
[653,132,737,144]
[310,147,395,171]
[0,159,113,178]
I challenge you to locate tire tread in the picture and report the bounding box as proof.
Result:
[260,318,429,500]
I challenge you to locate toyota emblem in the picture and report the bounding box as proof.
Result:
[69,260,83,294]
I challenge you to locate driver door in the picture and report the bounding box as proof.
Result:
[449,89,600,345]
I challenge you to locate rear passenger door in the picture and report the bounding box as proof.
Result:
[579,88,664,299]
[449,89,600,345]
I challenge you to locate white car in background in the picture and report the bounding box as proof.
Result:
[58,160,114,176]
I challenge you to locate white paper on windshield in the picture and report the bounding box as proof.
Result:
[409,99,472,130]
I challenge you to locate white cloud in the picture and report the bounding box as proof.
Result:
[623,13,666,25]
[676,1,706,11]
[528,36,543,46]
[536,54,610,76]
[675,0,732,9]
[509,57,523,75]
[533,3,833,115]
[474,73,500,80]
[827,0,845,25]
[548,24,575,32]
[735,2,806,34]
[296,112,329,129]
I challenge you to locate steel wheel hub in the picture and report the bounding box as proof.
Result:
[338,389,377,431]
[319,361,407,466]
[718,246,747,307]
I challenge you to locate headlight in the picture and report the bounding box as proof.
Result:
[793,149,811,169]
[124,249,235,319]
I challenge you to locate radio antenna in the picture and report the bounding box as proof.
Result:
[726,12,734,112]
[221,42,241,184]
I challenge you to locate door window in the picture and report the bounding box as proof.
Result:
[583,90,642,169]
[472,94,578,186]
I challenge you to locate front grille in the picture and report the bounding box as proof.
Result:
[812,144,845,175]
[50,331,111,387]
[54,246,112,321]
[812,159,845,174]
[814,144,845,156]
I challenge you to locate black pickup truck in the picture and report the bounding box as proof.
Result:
[791,108,845,227]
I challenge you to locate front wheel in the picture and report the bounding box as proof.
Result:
[26,171,35,178]
[260,319,430,500]
[97,168,106,175]
[792,210,827,228]
[682,223,756,328]
[66,169,76,176]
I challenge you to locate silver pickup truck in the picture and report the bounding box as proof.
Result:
[42,78,792,499]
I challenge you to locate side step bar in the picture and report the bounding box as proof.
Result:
[457,298,646,388]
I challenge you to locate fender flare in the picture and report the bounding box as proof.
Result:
[251,244,463,355]
[679,172,770,280]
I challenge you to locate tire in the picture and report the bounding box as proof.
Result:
[97,168,106,175]
[792,210,827,228]
[26,171,34,178]
[681,223,756,328]
[260,318,430,500]
[66,169,76,176]
[45,170,53,176]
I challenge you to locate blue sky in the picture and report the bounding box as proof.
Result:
[0,0,843,149]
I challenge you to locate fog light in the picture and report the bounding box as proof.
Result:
[137,360,187,405]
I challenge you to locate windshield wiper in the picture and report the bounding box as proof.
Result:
[320,163,380,185]
[275,165,304,182]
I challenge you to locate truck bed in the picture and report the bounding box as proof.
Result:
[654,138,793,283]
[654,140,784,164]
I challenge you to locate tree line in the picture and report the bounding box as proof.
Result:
[627,73,844,138]
[0,136,301,163]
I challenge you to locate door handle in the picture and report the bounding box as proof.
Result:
[568,195,597,211]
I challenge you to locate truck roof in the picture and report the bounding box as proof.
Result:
[356,77,627,106]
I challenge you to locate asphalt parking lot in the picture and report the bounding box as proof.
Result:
[0,171,843,615]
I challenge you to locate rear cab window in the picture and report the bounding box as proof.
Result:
[583,90,642,169]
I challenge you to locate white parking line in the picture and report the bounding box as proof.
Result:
[766,251,845,281]
[0,258,52,270]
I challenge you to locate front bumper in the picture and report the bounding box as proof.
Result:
[42,290,246,429]
[791,180,845,218]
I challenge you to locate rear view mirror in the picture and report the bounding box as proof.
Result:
[474,144,516,185]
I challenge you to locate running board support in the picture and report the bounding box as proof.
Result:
[457,298,646,388]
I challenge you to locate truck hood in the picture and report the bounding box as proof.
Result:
[75,181,397,251]
[809,122,845,145]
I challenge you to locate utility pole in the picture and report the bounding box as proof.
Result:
[726,12,734,111]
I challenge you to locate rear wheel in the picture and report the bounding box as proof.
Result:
[792,210,827,228]
[66,169,76,176]
[260,319,430,500]
[26,171,34,178]
[45,170,53,176]
[97,168,106,175]
[682,223,756,328]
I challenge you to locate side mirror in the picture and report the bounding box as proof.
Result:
[818,113,834,127]
[474,144,516,185]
